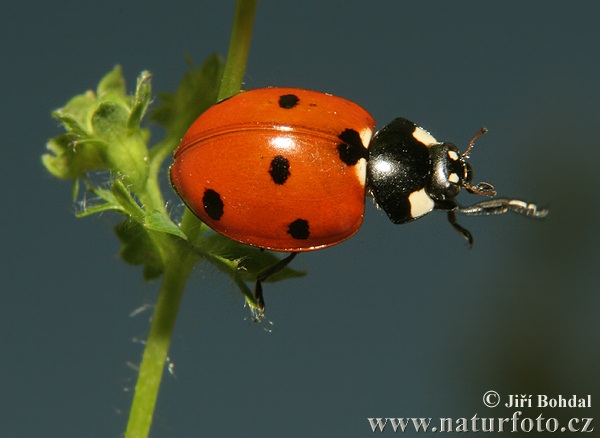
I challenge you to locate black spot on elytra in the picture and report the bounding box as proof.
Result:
[337,128,369,166]
[203,189,224,220]
[287,218,310,240]
[279,94,299,109]
[269,155,290,185]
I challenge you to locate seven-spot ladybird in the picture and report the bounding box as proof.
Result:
[170,87,547,311]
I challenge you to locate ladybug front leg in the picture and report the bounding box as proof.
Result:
[446,210,474,247]
[455,198,549,218]
[445,198,548,247]
[254,252,298,319]
[433,200,475,246]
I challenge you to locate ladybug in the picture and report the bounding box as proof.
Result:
[171,87,547,311]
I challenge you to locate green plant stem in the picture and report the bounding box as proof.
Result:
[180,207,208,246]
[218,0,258,101]
[124,1,258,436]
[125,249,197,438]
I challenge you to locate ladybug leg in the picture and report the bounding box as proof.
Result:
[446,210,474,247]
[254,252,298,316]
[447,198,549,247]
[435,200,474,246]
[455,198,549,218]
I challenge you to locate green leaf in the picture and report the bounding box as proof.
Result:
[128,71,152,130]
[200,233,305,283]
[144,210,187,240]
[46,66,151,189]
[76,185,125,218]
[42,134,106,179]
[76,201,124,218]
[110,179,145,219]
[91,101,129,141]
[52,109,91,137]
[115,219,164,281]
[151,53,225,142]
[54,91,96,134]
[94,185,122,204]
[91,99,149,188]
[97,65,126,98]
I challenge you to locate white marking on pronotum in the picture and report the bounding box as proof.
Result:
[360,127,374,149]
[447,150,459,161]
[448,173,460,183]
[412,126,438,146]
[355,127,374,186]
[355,158,367,187]
[409,188,435,218]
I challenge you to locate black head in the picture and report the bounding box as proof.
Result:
[427,126,496,203]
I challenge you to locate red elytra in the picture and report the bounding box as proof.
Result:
[170,87,375,251]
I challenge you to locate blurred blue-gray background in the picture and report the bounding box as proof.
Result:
[3,1,599,436]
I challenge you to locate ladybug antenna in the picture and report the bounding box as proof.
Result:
[462,126,488,159]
